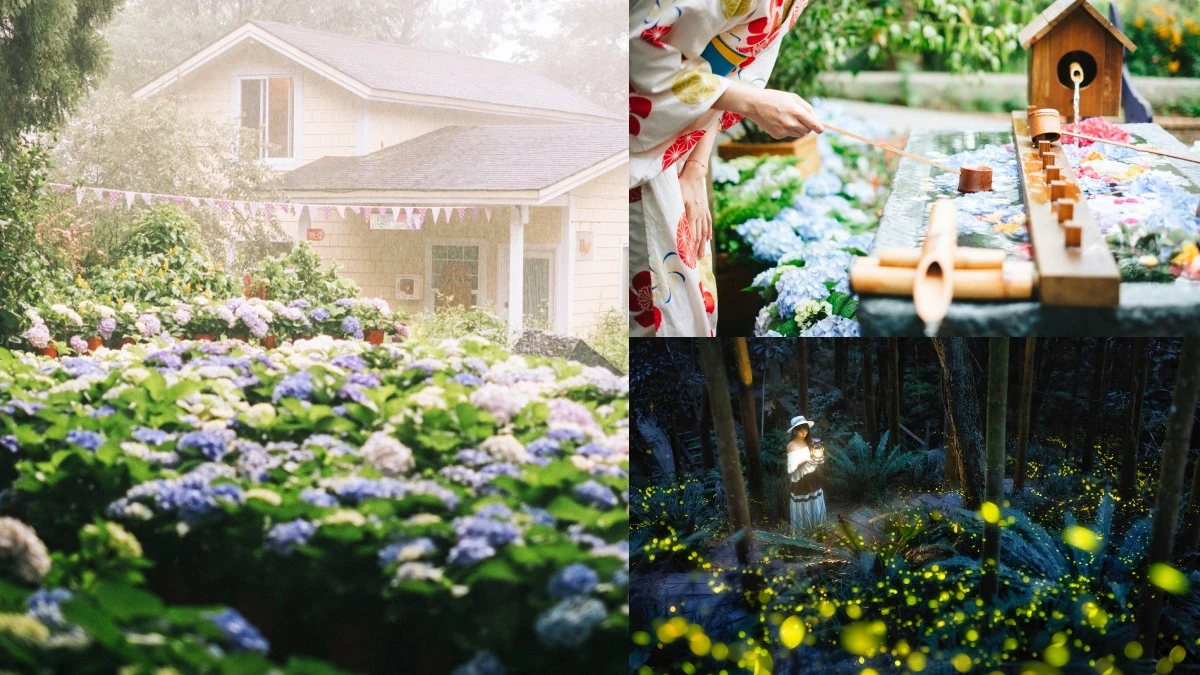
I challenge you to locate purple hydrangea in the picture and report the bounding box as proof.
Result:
[1,435,17,453]
[177,430,229,461]
[98,316,117,340]
[341,316,363,340]
[310,307,331,322]
[378,537,437,568]
[27,588,73,631]
[453,373,484,387]
[66,429,105,452]
[265,519,317,556]
[447,537,496,566]
[527,438,561,458]
[137,313,162,337]
[330,354,366,371]
[451,650,505,675]
[68,335,88,353]
[272,371,314,403]
[335,298,356,307]
[300,488,338,508]
[546,427,586,444]
[574,480,618,510]
[547,563,599,598]
[132,427,173,446]
[146,350,183,370]
[24,323,51,349]
[206,608,269,654]
[289,299,311,309]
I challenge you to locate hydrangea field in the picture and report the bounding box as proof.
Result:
[713,101,895,337]
[0,335,628,673]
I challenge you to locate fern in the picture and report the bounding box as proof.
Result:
[825,431,920,506]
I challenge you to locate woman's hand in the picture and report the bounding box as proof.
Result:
[716,83,824,139]
[678,160,711,260]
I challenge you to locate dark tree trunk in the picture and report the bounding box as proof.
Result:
[1082,339,1109,474]
[981,338,1009,601]
[697,341,755,568]
[699,388,715,471]
[862,339,879,448]
[1015,337,1036,493]
[934,338,986,511]
[796,340,809,417]
[1137,339,1200,652]
[834,339,848,395]
[669,426,688,478]
[733,338,766,523]
[1119,338,1151,503]
[887,338,900,451]
[942,377,959,489]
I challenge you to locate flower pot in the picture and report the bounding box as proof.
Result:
[86,337,102,353]
[120,337,136,346]
[193,333,214,342]
[39,344,58,358]
[366,329,385,346]
[264,334,277,349]
[232,334,249,343]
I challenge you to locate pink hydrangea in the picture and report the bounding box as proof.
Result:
[24,324,51,350]
[69,335,88,353]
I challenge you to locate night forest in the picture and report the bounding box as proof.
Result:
[631,338,1200,675]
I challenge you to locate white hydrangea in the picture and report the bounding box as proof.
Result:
[479,434,529,463]
[360,431,414,476]
[0,517,51,584]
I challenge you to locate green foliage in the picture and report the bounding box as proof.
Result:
[253,242,360,305]
[0,145,62,342]
[0,0,123,149]
[1125,5,1200,78]
[585,309,628,374]
[824,432,920,506]
[110,204,202,260]
[410,304,509,346]
[630,470,725,569]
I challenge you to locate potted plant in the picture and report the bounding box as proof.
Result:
[717,119,822,176]
[351,298,393,345]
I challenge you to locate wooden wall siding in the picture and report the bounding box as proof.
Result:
[567,166,626,335]
[1028,11,1123,117]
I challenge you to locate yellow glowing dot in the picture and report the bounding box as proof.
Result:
[1045,643,1070,667]
[712,643,729,660]
[841,621,887,657]
[780,616,806,650]
[846,604,863,620]
[951,653,972,672]
[632,631,651,645]
[1126,641,1144,659]
[907,652,927,672]
[981,502,1001,523]
[1171,645,1186,663]
[819,601,836,618]
[1149,563,1191,595]
[1062,525,1102,553]
[1157,657,1174,674]
[966,629,979,642]
[690,633,712,657]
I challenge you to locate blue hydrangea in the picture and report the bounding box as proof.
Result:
[775,267,833,319]
[289,299,311,309]
[736,217,804,263]
[526,438,561,458]
[447,537,496,566]
[331,354,366,371]
[206,608,269,654]
[91,405,115,418]
[611,570,629,587]
[547,563,598,598]
[521,504,556,528]
[534,597,608,648]
[27,588,73,631]
[453,372,484,387]
[378,537,437,568]
[456,449,493,467]
[65,429,105,452]
[177,430,229,461]
[265,519,317,556]
[0,435,16,453]
[58,357,106,379]
[272,371,314,403]
[300,488,337,508]
[452,650,506,675]
[145,350,183,370]
[310,308,331,322]
[341,316,363,340]
[801,315,861,337]
[574,480,618,510]
[803,170,843,197]
[546,427,585,444]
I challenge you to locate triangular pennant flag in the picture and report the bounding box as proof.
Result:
[336,205,347,219]
[124,192,135,208]
[204,198,216,209]
[76,188,84,205]
[108,191,121,205]
[92,187,104,200]
[322,205,333,219]
[141,193,153,205]
[390,207,401,221]
[263,203,275,217]
[189,197,201,207]
[249,202,260,217]
[455,207,466,221]
[484,207,492,222]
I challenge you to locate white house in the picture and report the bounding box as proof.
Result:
[133,20,627,336]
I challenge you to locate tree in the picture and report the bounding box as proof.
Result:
[934,338,985,511]
[698,388,715,471]
[834,339,848,394]
[1119,338,1150,503]
[1136,339,1200,652]
[796,340,809,417]
[887,338,900,452]
[862,339,879,448]
[1082,338,1109,473]
[733,338,766,523]
[1014,337,1036,493]
[697,340,754,568]
[981,338,1009,601]
[0,0,123,150]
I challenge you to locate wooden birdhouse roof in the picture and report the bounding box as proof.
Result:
[1018,0,1136,51]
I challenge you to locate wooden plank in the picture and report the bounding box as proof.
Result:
[1011,111,1120,307]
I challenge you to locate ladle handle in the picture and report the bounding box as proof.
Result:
[1059,131,1200,165]
[823,123,960,174]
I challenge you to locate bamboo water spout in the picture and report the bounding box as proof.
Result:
[913,199,958,324]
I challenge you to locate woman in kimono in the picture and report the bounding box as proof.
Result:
[786,415,825,530]
[629,0,824,337]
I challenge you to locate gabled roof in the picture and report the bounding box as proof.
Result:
[134,20,619,123]
[281,124,626,205]
[1018,0,1136,51]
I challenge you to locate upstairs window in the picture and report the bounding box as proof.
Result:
[240,77,294,159]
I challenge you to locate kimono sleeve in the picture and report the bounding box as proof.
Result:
[718,29,784,131]
[630,0,759,153]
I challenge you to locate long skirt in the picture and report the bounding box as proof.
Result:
[628,167,718,337]
[790,471,826,531]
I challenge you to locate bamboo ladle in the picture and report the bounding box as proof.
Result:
[822,123,993,192]
[1027,108,1200,165]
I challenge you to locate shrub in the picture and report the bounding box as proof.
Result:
[824,431,920,506]
[253,241,360,305]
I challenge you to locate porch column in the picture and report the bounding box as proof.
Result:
[557,196,575,335]
[507,206,526,335]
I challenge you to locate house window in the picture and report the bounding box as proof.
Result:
[431,244,481,308]
[240,77,294,159]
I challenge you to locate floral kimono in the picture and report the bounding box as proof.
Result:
[629,0,807,336]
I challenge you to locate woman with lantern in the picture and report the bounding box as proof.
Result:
[786,415,826,530]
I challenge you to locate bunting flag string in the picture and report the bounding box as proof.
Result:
[46,182,503,230]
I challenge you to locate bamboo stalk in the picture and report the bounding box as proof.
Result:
[913,199,958,324]
[1061,131,1200,165]
[823,123,960,174]
[876,246,1007,269]
[849,258,1036,299]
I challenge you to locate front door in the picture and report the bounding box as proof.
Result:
[497,248,556,330]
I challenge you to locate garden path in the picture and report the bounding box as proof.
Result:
[824,98,1008,135]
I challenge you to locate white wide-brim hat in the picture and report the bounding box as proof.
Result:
[787,415,814,433]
